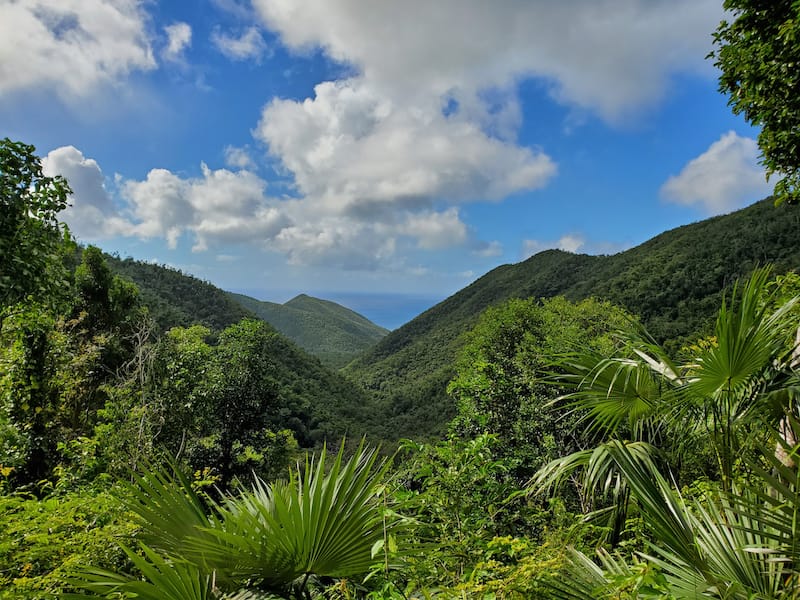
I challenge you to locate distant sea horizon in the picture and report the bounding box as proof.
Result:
[230,289,445,331]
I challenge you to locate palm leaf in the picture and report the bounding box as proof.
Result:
[189,440,400,592]
[530,439,657,503]
[121,457,214,554]
[65,543,215,600]
[554,321,683,442]
[606,440,799,598]
[688,268,797,404]
[556,352,667,440]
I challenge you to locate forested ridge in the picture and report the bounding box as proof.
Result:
[345,197,800,440]
[227,292,388,368]
[103,254,256,332]
[101,252,388,368]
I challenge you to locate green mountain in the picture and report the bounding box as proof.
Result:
[103,254,377,443]
[105,255,254,332]
[227,293,389,368]
[344,198,800,441]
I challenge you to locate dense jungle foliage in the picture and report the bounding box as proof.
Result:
[3,136,800,599]
[3,3,800,594]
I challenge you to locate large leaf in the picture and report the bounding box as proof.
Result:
[65,544,215,600]
[687,268,797,404]
[606,440,799,598]
[188,440,401,592]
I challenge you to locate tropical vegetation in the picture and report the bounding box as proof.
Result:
[3,4,800,597]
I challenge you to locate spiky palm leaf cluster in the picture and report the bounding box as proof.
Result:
[532,269,800,598]
[67,442,404,599]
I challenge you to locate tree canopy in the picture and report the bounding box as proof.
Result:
[0,139,73,317]
[712,0,800,205]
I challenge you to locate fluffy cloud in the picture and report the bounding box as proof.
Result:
[45,145,502,270]
[0,0,155,99]
[223,145,256,169]
[120,168,193,248]
[212,26,268,61]
[271,219,397,270]
[253,77,552,266]
[400,208,468,250]
[163,22,192,62]
[523,234,586,259]
[661,132,772,214]
[42,146,131,240]
[244,0,722,270]
[253,0,722,121]
[120,163,288,251]
[256,78,556,217]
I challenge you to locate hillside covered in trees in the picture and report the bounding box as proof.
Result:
[345,197,800,440]
[228,292,388,368]
[103,254,255,332]
[102,253,388,368]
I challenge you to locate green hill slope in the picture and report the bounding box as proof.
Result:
[344,198,800,441]
[225,323,380,446]
[103,255,377,444]
[227,293,389,368]
[105,255,254,332]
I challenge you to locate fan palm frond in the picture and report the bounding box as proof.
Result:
[606,439,800,598]
[189,440,399,593]
[72,440,403,598]
[556,352,669,440]
[529,439,658,544]
[687,268,797,407]
[65,544,216,600]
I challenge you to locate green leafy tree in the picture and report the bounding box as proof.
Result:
[0,139,74,323]
[149,320,300,487]
[150,325,215,462]
[0,307,64,483]
[0,248,149,485]
[711,0,800,205]
[200,320,301,486]
[448,296,631,481]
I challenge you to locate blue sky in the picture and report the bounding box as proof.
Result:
[0,1,773,328]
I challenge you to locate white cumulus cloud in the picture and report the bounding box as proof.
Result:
[0,0,155,100]
[256,78,556,217]
[253,0,722,122]
[163,22,192,62]
[400,208,469,250]
[661,132,772,215]
[42,146,131,240]
[44,145,502,270]
[242,0,722,269]
[120,162,289,251]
